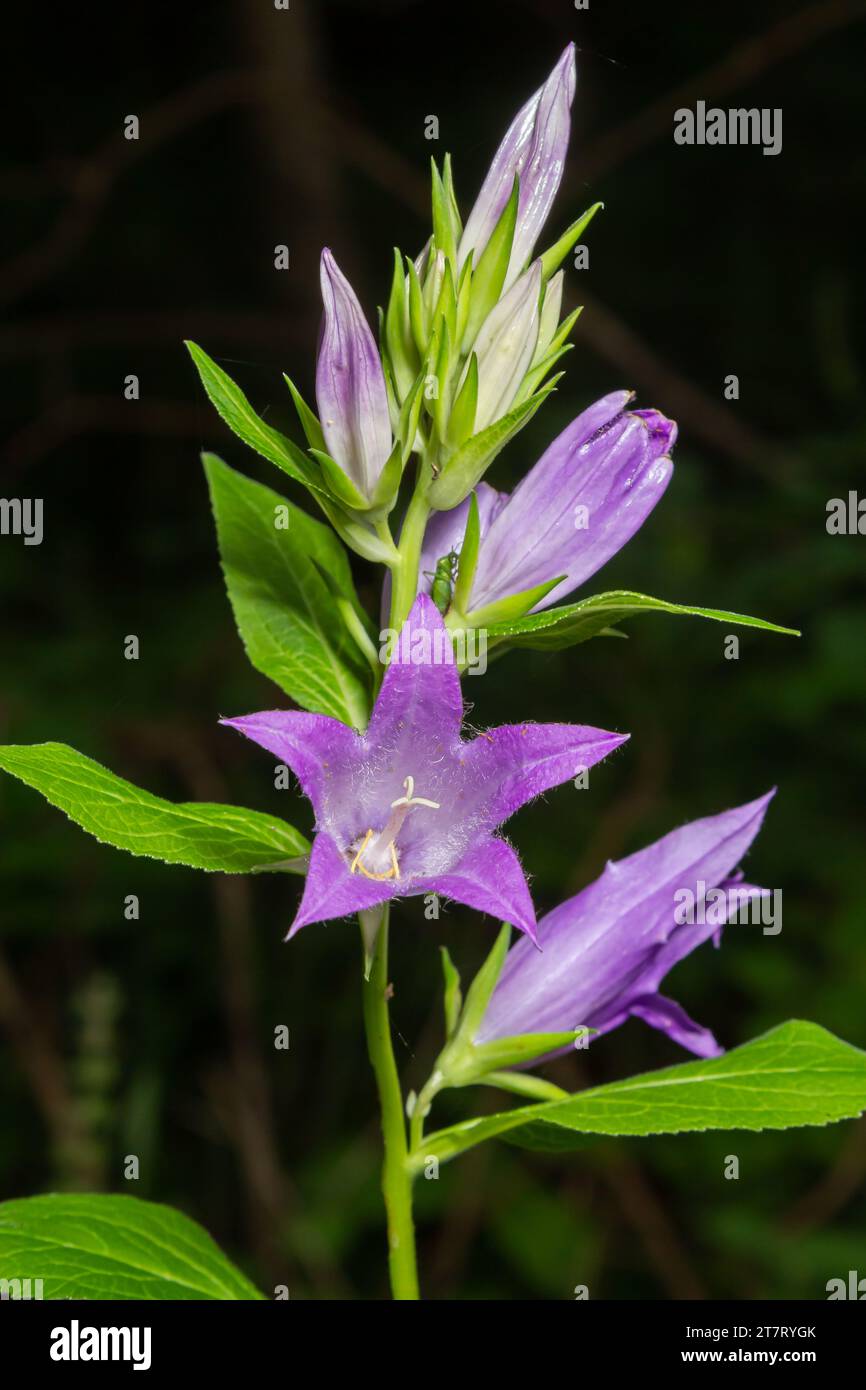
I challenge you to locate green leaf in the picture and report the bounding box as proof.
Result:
[411,1022,866,1169]
[0,743,309,874]
[488,589,801,652]
[186,341,326,498]
[205,454,373,726]
[0,1194,264,1300]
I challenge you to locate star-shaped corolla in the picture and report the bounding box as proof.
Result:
[222,596,627,940]
[476,792,775,1059]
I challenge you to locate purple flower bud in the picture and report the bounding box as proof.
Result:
[316,249,393,498]
[477,792,775,1059]
[414,391,675,614]
[459,45,577,291]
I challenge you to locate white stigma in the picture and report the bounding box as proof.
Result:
[350,776,440,880]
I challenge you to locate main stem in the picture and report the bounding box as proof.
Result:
[361,908,420,1300]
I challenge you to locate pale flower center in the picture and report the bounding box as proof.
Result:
[350,776,440,881]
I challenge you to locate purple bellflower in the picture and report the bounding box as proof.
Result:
[222,595,627,940]
[458,44,576,291]
[418,390,676,616]
[476,792,775,1060]
[317,248,393,500]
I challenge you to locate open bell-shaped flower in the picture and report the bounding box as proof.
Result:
[222,595,628,940]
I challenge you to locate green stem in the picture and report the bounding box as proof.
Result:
[361,908,420,1300]
[389,482,432,630]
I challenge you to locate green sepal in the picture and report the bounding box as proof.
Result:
[432,315,454,439]
[432,259,458,347]
[464,574,566,628]
[431,155,462,267]
[539,202,604,281]
[384,248,419,400]
[452,490,480,613]
[406,257,428,356]
[396,367,427,462]
[310,448,371,512]
[440,946,463,1039]
[455,252,474,347]
[283,374,326,452]
[368,441,405,514]
[517,345,574,404]
[465,1029,588,1077]
[447,352,478,449]
[432,161,457,263]
[453,923,511,1041]
[462,175,519,351]
[545,304,583,358]
[317,495,398,566]
[429,384,557,510]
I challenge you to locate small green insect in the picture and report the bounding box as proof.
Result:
[427,549,459,615]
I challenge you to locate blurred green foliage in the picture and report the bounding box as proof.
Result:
[1,0,864,1298]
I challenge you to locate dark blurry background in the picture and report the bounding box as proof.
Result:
[2,0,865,1299]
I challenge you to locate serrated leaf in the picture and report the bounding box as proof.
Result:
[0,743,309,873]
[186,342,326,498]
[488,589,801,652]
[204,454,372,726]
[0,1194,264,1300]
[411,1022,866,1169]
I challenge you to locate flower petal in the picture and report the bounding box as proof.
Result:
[220,711,360,821]
[287,832,400,937]
[417,835,537,940]
[462,721,629,828]
[628,994,723,1058]
[368,594,464,749]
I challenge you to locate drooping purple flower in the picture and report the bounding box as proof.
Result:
[316,248,393,498]
[417,390,676,614]
[222,595,627,940]
[458,44,577,291]
[476,792,775,1059]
